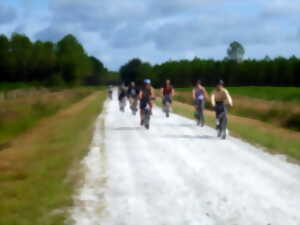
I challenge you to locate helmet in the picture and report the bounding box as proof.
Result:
[217,80,224,86]
[196,80,202,85]
[144,79,151,84]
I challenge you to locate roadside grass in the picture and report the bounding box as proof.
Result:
[0,88,94,146]
[228,86,300,103]
[166,100,300,161]
[0,91,105,225]
[0,83,98,92]
[177,86,300,103]
[175,88,300,131]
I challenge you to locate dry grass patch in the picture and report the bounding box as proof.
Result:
[0,88,94,146]
[0,91,106,225]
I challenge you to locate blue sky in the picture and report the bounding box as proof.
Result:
[0,0,299,70]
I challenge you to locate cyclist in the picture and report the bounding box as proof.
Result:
[211,80,233,138]
[139,79,155,126]
[161,79,175,117]
[192,80,209,126]
[107,85,113,100]
[127,81,140,114]
[118,83,127,112]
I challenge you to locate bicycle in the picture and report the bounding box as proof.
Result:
[162,95,172,118]
[215,102,228,139]
[143,103,152,129]
[194,101,205,127]
[119,97,126,112]
[130,98,138,115]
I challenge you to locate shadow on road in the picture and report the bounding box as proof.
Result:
[111,127,140,131]
[163,123,195,128]
[163,134,215,140]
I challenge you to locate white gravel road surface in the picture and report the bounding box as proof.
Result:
[71,92,300,225]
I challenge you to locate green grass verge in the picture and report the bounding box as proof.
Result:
[0,92,106,225]
[162,100,300,161]
[228,86,300,103]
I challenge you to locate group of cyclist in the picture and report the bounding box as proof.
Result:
[108,78,233,138]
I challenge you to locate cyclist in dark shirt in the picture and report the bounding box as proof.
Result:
[127,82,140,115]
[192,80,209,126]
[139,79,155,126]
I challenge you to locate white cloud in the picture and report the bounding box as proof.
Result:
[2,0,299,69]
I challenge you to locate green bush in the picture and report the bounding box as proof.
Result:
[0,82,35,92]
[285,114,300,131]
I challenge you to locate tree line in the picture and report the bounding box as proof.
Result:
[0,33,118,86]
[120,42,300,87]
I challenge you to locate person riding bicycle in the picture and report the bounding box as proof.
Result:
[211,80,233,136]
[161,79,175,107]
[108,85,113,99]
[127,81,139,103]
[139,79,155,126]
[192,80,209,126]
[118,83,127,111]
[127,81,140,115]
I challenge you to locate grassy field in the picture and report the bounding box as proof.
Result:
[0,82,37,92]
[175,87,300,131]
[228,86,300,103]
[0,91,105,225]
[0,88,94,146]
[164,100,300,162]
[177,86,300,103]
